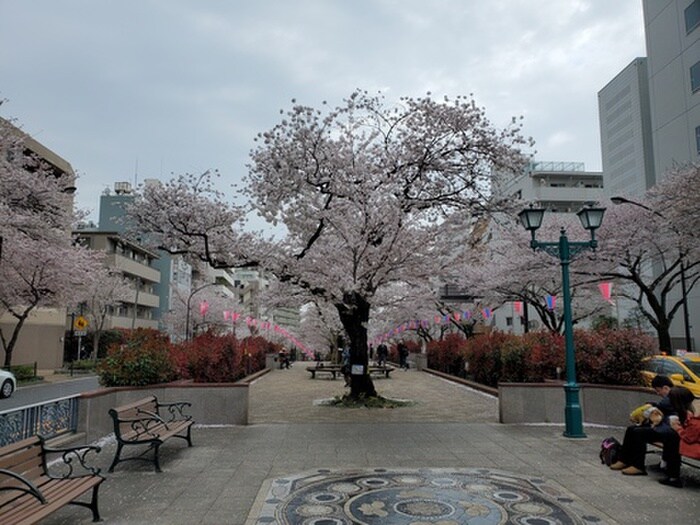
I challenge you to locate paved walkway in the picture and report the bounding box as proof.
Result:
[40,363,699,524]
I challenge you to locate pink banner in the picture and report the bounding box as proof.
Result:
[513,301,523,316]
[199,301,209,317]
[598,282,614,304]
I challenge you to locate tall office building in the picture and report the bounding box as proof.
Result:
[644,0,700,180]
[596,0,699,350]
[598,58,656,196]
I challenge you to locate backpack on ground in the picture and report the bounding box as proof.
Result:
[599,436,621,466]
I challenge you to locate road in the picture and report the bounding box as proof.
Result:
[0,375,100,412]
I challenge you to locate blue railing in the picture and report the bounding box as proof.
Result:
[0,395,79,447]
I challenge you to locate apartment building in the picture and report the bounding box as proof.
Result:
[98,181,192,334]
[497,161,604,212]
[73,231,161,330]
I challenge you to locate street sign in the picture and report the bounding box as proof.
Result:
[74,316,88,331]
[74,330,87,337]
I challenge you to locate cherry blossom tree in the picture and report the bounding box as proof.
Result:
[1,117,103,367]
[458,215,609,333]
[128,90,532,397]
[126,171,263,269]
[249,91,533,396]
[298,299,344,360]
[163,279,236,340]
[589,166,700,352]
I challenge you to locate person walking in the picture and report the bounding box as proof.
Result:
[397,341,409,370]
[376,343,388,367]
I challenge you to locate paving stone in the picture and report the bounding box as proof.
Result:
[37,363,699,524]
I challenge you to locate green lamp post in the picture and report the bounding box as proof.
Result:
[518,204,606,438]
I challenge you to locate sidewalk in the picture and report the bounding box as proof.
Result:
[40,363,699,524]
[36,369,81,383]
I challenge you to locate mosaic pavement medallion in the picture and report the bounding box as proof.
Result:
[247,468,609,525]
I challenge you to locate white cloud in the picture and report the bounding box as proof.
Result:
[0,0,646,220]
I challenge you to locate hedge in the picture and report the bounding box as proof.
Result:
[426,328,656,388]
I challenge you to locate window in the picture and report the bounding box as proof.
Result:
[690,61,700,93]
[686,0,700,33]
[661,361,689,380]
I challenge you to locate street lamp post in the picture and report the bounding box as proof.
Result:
[611,196,692,353]
[518,204,606,438]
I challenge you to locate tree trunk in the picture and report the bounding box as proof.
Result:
[657,327,673,354]
[335,291,377,398]
[1,313,30,368]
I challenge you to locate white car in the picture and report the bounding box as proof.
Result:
[0,369,17,398]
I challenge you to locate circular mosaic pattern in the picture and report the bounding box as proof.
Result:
[251,468,605,525]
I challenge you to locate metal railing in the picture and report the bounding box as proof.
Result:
[0,395,79,447]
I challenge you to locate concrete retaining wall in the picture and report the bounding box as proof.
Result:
[78,383,248,443]
[498,382,657,427]
[77,380,256,443]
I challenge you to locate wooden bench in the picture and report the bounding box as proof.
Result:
[369,366,394,378]
[0,435,104,524]
[647,442,700,470]
[108,395,193,473]
[306,366,343,379]
[306,365,394,379]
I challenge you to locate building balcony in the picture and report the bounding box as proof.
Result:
[525,186,604,206]
[126,290,160,308]
[107,316,160,330]
[105,253,160,283]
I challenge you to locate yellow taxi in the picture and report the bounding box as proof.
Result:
[641,353,700,397]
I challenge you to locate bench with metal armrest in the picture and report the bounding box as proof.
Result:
[0,435,104,524]
[108,395,193,473]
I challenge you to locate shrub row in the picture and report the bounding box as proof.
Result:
[96,328,281,387]
[426,328,657,388]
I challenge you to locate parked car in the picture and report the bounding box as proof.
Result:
[641,354,700,397]
[0,369,17,398]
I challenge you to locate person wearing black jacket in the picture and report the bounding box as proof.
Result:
[610,375,676,475]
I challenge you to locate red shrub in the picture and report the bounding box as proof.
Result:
[574,328,656,385]
[422,327,655,387]
[427,333,466,376]
[523,331,565,381]
[171,333,280,382]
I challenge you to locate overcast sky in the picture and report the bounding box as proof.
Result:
[1,0,646,223]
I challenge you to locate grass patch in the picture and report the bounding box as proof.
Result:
[327,394,415,408]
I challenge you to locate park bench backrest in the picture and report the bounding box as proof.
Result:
[0,436,45,506]
[110,396,160,435]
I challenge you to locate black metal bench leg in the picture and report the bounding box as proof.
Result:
[90,484,101,522]
[108,443,123,473]
[153,443,162,473]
